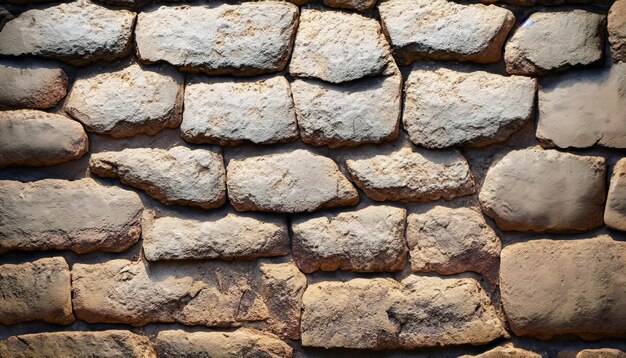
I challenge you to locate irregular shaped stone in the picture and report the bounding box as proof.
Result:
[289,8,394,83]
[301,276,506,349]
[156,329,292,358]
[407,206,501,277]
[479,148,605,232]
[181,75,297,145]
[0,257,73,325]
[505,11,605,76]
[0,2,135,65]
[609,0,626,63]
[227,149,358,213]
[569,349,626,358]
[605,158,626,231]
[346,145,475,202]
[65,62,183,138]
[89,147,226,209]
[0,179,143,254]
[461,345,542,358]
[0,331,156,358]
[135,3,298,75]
[0,59,67,109]
[72,259,306,339]
[0,110,88,168]
[379,0,514,65]
[537,63,626,149]
[292,206,407,273]
[291,71,401,148]
[323,0,377,11]
[500,236,626,339]
[143,212,289,261]
[404,65,536,148]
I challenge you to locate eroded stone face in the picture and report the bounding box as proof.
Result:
[323,0,377,11]
[605,159,626,231]
[609,0,626,63]
[0,59,67,109]
[460,345,543,358]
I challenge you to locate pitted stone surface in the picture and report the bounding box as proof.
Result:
[404,65,536,148]
[479,148,605,232]
[64,62,183,138]
[0,110,88,169]
[605,158,626,231]
[323,0,377,11]
[0,179,143,254]
[181,75,298,145]
[0,59,67,109]
[292,205,407,273]
[289,8,394,83]
[227,149,359,213]
[609,0,626,63]
[0,2,135,65]
[505,10,605,75]
[379,0,514,65]
[89,147,226,209]
[135,2,298,75]
[0,257,73,325]
[461,345,543,358]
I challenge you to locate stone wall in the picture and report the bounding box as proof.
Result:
[0,0,625,356]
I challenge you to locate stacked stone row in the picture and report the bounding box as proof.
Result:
[0,0,625,356]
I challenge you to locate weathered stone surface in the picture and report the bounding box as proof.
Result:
[143,212,289,261]
[609,0,626,63]
[346,145,475,202]
[505,11,605,76]
[461,345,542,358]
[291,71,401,148]
[72,259,306,339]
[379,0,514,65]
[500,236,626,339]
[0,2,135,65]
[301,276,506,349]
[605,158,626,231]
[227,149,359,213]
[407,206,501,277]
[90,147,226,209]
[156,329,292,358]
[479,148,605,232]
[0,110,88,168]
[181,75,297,145]
[0,59,67,109]
[0,331,156,358]
[323,0,377,11]
[0,179,143,254]
[292,206,407,273]
[0,257,73,325]
[135,2,298,75]
[537,63,626,149]
[404,65,536,148]
[289,8,394,83]
[65,62,183,138]
[94,0,151,8]
[568,349,626,358]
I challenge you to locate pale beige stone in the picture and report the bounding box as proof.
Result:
[609,0,626,63]
[460,345,542,358]
[605,158,626,231]
[0,58,67,109]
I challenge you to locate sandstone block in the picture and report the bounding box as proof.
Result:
[569,349,626,358]
[609,0,626,63]
[0,179,143,254]
[0,58,67,109]
[605,158,626,231]
[292,205,407,273]
[461,345,542,358]
[479,148,605,232]
[323,0,377,11]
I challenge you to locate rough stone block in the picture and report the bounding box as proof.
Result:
[605,158,626,231]
[0,58,67,109]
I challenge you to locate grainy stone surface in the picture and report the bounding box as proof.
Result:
[292,205,407,273]
[404,65,536,148]
[90,147,226,209]
[323,0,377,11]
[0,2,135,65]
[609,0,626,63]
[379,0,514,65]
[461,345,543,358]
[94,0,151,8]
[135,2,298,75]
[569,349,626,358]
[605,158,626,231]
[500,236,626,339]
[0,331,156,358]
[0,179,143,254]
[301,276,506,349]
[346,145,475,202]
[0,59,67,109]
[479,148,605,232]
[0,110,88,169]
[73,259,306,339]
[537,63,626,149]
[64,62,183,138]
[291,71,401,148]
[143,212,289,261]
[156,329,292,358]
[181,75,297,145]
[0,257,73,325]
[227,149,359,213]
[289,8,394,83]
[505,10,605,76]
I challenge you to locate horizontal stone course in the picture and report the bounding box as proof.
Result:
[0,59,67,109]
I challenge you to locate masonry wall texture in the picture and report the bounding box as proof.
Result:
[0,0,625,356]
